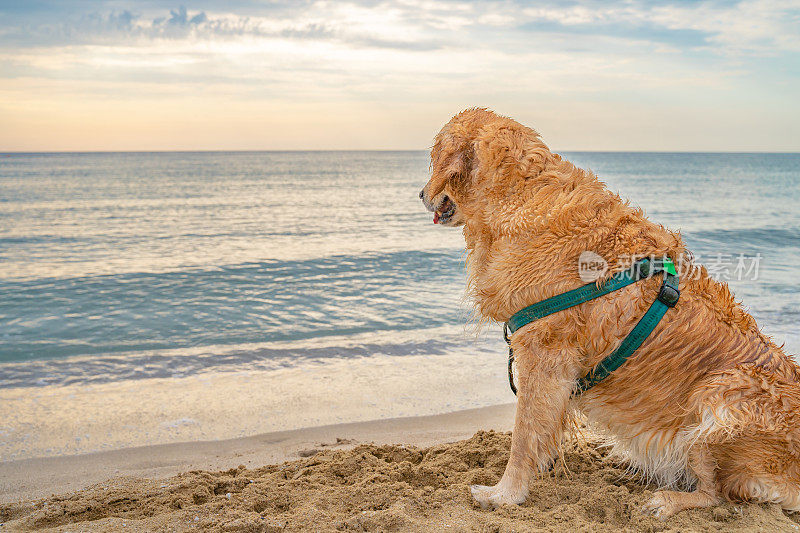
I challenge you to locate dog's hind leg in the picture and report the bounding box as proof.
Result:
[715,434,800,513]
[471,344,578,509]
[642,443,721,519]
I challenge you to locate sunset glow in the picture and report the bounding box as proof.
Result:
[1,1,799,151]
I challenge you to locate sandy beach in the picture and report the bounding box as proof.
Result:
[3,404,800,532]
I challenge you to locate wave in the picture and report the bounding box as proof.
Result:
[0,326,504,389]
[0,250,472,363]
[683,227,800,251]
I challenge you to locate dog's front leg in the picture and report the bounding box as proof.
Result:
[471,343,577,509]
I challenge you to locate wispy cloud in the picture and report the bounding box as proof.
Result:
[3,1,798,53]
[0,1,798,150]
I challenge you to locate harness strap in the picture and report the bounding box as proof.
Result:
[505,258,679,395]
[507,258,674,334]
[507,268,639,334]
[576,269,678,392]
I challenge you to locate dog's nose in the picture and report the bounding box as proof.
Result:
[419,189,425,200]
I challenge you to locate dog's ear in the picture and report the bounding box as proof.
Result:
[473,124,549,189]
[428,129,474,200]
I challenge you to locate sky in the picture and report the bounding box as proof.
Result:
[0,0,799,151]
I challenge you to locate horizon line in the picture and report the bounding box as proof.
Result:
[3,149,800,155]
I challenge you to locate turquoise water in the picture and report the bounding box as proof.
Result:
[1,151,799,388]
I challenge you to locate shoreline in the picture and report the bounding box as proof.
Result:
[0,403,516,504]
[0,346,512,462]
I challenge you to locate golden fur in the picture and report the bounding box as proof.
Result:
[420,108,800,518]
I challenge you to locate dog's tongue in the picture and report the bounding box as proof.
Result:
[433,212,439,224]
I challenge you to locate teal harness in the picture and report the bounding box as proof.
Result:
[504,258,680,395]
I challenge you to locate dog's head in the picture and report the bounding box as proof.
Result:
[419,108,551,228]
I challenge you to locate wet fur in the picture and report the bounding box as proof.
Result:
[421,108,800,518]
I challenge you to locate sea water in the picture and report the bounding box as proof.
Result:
[1,151,798,459]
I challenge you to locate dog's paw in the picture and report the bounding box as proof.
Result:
[470,483,526,510]
[641,491,678,521]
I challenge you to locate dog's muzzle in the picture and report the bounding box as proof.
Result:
[432,195,456,224]
[420,190,457,225]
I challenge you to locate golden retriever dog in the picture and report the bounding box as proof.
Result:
[420,108,800,518]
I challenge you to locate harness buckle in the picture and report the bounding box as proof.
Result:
[657,283,680,307]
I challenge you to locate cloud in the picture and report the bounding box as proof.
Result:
[0,3,446,51]
[1,0,797,56]
[1,0,795,100]
[0,0,797,151]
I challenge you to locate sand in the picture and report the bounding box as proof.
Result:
[2,406,800,532]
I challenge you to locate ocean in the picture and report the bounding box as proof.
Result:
[1,151,799,460]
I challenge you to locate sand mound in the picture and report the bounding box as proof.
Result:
[2,431,799,532]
